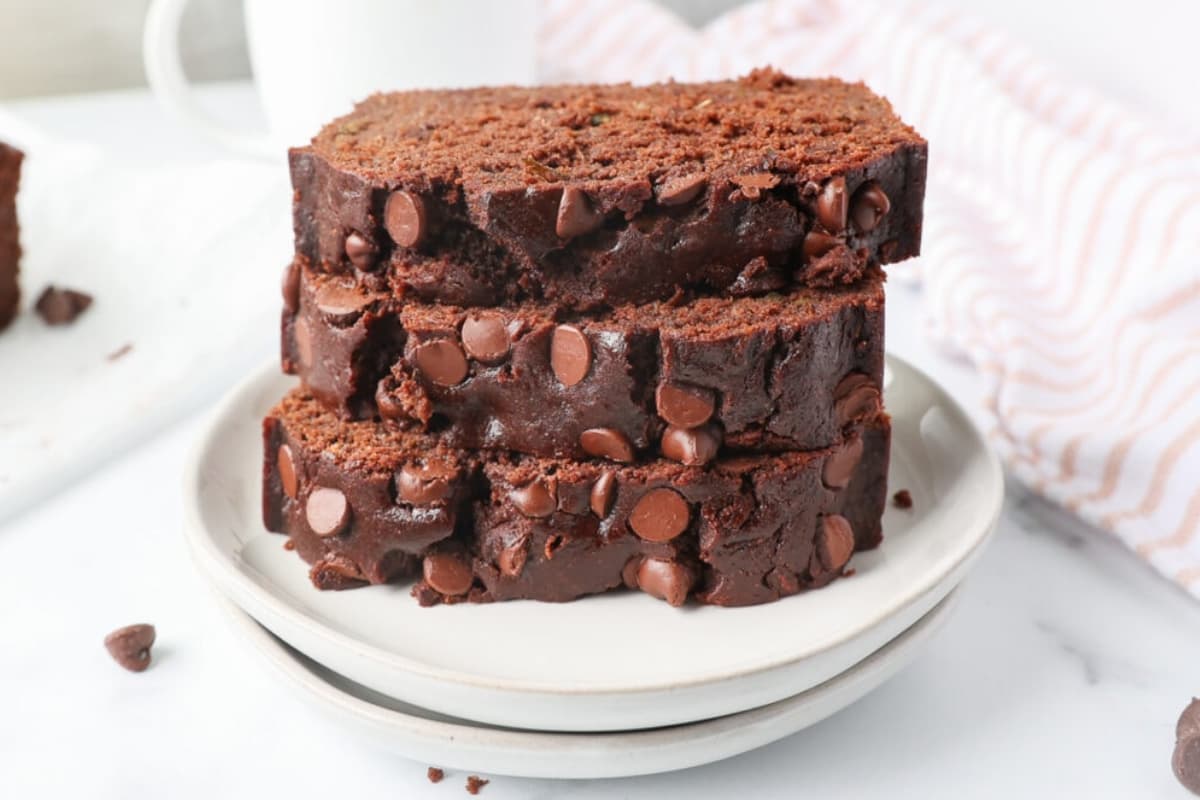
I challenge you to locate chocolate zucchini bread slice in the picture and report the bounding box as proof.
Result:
[290,69,926,310]
[0,142,22,330]
[263,389,890,607]
[283,260,885,461]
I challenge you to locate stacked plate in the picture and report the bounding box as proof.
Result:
[183,354,1003,780]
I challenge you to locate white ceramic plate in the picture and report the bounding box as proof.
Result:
[219,588,960,779]
[183,355,1003,732]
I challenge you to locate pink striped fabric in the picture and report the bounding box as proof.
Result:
[537,0,1200,597]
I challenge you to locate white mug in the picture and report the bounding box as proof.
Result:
[144,0,539,159]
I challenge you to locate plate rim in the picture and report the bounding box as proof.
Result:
[182,353,1003,697]
[216,587,961,779]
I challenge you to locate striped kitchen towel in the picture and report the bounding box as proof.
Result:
[536,0,1200,596]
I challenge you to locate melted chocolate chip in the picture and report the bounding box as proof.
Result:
[579,428,635,462]
[655,381,715,428]
[413,339,469,386]
[590,471,616,517]
[629,488,690,542]
[556,186,603,239]
[306,487,350,537]
[816,176,848,233]
[310,555,367,590]
[661,424,722,466]
[498,534,529,577]
[344,232,377,269]
[550,324,591,386]
[104,624,155,673]
[460,313,511,364]
[423,552,473,596]
[637,559,693,607]
[833,373,882,427]
[385,189,427,248]
[817,514,855,573]
[803,230,839,260]
[282,262,301,313]
[396,461,456,505]
[277,444,299,499]
[822,434,864,490]
[850,180,891,233]
[510,479,557,518]
[657,174,707,206]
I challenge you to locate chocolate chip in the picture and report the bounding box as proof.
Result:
[550,324,591,386]
[461,313,511,364]
[661,423,722,466]
[466,776,490,795]
[310,555,367,590]
[1175,700,1200,796]
[510,478,556,518]
[817,514,855,573]
[344,232,377,269]
[822,434,864,490]
[104,624,155,672]
[893,489,913,509]
[590,471,616,517]
[655,381,715,428]
[803,230,839,260]
[385,189,427,248]
[277,444,299,499]
[621,557,642,589]
[413,339,469,386]
[637,559,694,607]
[282,261,301,313]
[657,174,707,206]
[498,534,529,577]
[423,552,473,596]
[556,186,603,239]
[580,428,635,463]
[306,487,350,536]
[629,488,690,542]
[396,461,456,505]
[833,373,882,427]
[850,180,891,233]
[816,176,848,233]
[731,172,780,200]
[293,316,313,369]
[427,767,445,784]
[314,280,372,319]
[34,285,93,325]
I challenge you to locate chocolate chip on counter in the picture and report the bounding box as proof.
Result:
[556,186,604,239]
[413,339,469,387]
[893,489,913,509]
[396,461,455,505]
[423,552,473,596]
[550,324,591,386]
[590,471,616,517]
[343,232,377,269]
[656,174,707,206]
[293,316,313,369]
[1176,699,1200,796]
[817,514,855,573]
[661,424,722,466]
[580,428,635,463]
[427,767,445,784]
[629,488,691,542]
[277,444,299,499]
[803,230,839,260]
[35,285,93,326]
[655,381,716,428]
[306,487,350,537]
[310,555,367,590]
[282,261,301,313]
[497,534,529,577]
[833,373,881,427]
[822,434,864,490]
[104,624,156,673]
[460,313,511,364]
[816,176,848,233]
[637,559,694,607]
[385,189,427,248]
[510,478,557,518]
[850,180,891,233]
[466,775,490,795]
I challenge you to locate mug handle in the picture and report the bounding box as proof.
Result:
[143,0,278,159]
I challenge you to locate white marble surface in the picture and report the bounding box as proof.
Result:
[2,87,1199,799]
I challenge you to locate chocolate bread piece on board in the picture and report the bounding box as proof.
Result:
[0,142,22,331]
[283,260,885,461]
[263,389,890,607]
[290,69,927,310]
